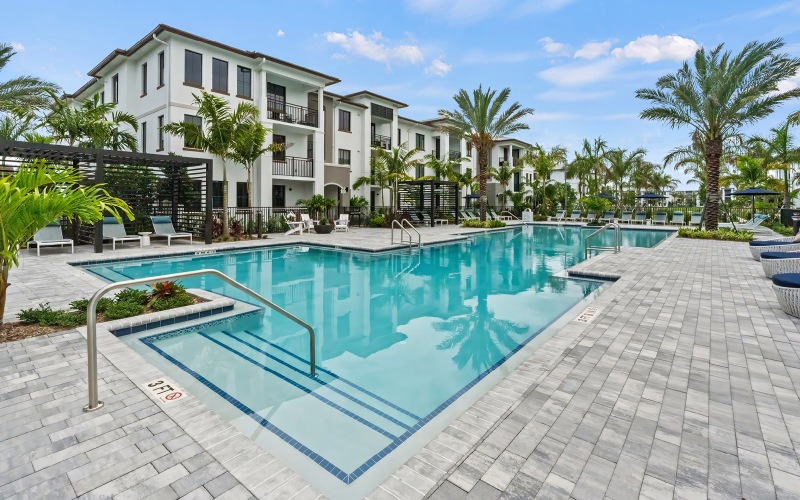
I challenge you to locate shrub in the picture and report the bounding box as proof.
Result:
[461,219,506,228]
[104,301,145,320]
[266,215,289,233]
[677,227,754,242]
[763,220,793,236]
[18,303,85,327]
[115,288,148,305]
[69,297,114,313]
[368,215,386,227]
[150,293,194,311]
[581,197,611,220]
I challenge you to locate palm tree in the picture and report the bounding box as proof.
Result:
[489,161,522,208]
[525,144,567,213]
[723,155,770,190]
[230,122,284,208]
[750,121,800,208]
[163,92,259,236]
[0,44,60,113]
[370,143,421,208]
[438,86,534,220]
[420,152,466,181]
[567,137,607,198]
[0,111,38,141]
[636,39,800,229]
[0,161,132,322]
[353,156,390,207]
[604,148,646,209]
[45,94,138,150]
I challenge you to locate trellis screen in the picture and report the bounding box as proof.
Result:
[396,180,459,227]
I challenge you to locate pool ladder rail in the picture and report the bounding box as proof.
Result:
[391,219,421,248]
[584,222,621,259]
[83,269,317,412]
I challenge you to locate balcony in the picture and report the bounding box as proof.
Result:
[371,103,393,121]
[448,150,461,160]
[371,134,392,150]
[273,156,314,178]
[267,98,318,127]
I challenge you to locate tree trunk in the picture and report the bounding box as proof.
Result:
[705,138,722,230]
[246,167,252,208]
[479,148,488,221]
[0,259,9,325]
[784,170,791,209]
[221,161,230,237]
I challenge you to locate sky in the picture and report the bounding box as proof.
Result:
[3,0,800,189]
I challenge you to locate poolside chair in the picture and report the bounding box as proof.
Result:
[669,212,685,225]
[632,212,647,224]
[27,221,73,256]
[151,216,193,246]
[749,236,800,260]
[688,213,703,226]
[566,210,582,222]
[719,214,771,233]
[772,273,800,318]
[761,251,800,278]
[420,212,433,226]
[620,211,633,224]
[554,210,565,221]
[407,212,423,226]
[460,210,475,221]
[334,213,349,232]
[102,217,142,250]
[583,212,597,222]
[599,211,616,223]
[300,214,316,231]
[653,212,667,225]
[466,209,478,219]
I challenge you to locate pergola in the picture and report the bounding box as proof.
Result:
[0,140,213,252]
[396,179,460,226]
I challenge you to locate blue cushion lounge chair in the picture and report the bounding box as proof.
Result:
[761,251,800,278]
[554,210,565,220]
[620,211,633,223]
[102,217,142,250]
[632,212,647,224]
[670,212,685,225]
[151,216,193,246]
[566,210,582,222]
[599,211,615,223]
[749,237,800,260]
[772,272,800,318]
[653,212,667,225]
[688,213,703,226]
[583,212,597,222]
[27,221,73,256]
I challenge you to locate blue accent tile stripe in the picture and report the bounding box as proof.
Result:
[110,305,234,337]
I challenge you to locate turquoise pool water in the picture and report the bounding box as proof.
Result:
[83,226,670,492]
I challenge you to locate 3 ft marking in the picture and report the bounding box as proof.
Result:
[142,378,185,404]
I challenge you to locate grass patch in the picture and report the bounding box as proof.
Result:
[677,227,754,242]
[461,219,507,229]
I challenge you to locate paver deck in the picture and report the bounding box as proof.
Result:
[4,224,798,499]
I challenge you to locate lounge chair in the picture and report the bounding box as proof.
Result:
[27,221,73,256]
[334,214,349,232]
[688,213,703,226]
[554,210,565,221]
[761,251,800,278]
[599,211,616,223]
[583,212,597,222]
[420,212,433,226]
[719,214,771,232]
[300,214,316,231]
[151,216,193,245]
[102,217,142,250]
[566,210,582,222]
[466,209,478,219]
[492,209,512,221]
[407,212,423,225]
[460,210,476,221]
[632,212,647,224]
[653,212,667,225]
[620,211,633,224]
[749,237,800,260]
[669,212,685,225]
[772,272,800,318]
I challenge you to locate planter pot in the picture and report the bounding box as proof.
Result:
[314,223,334,234]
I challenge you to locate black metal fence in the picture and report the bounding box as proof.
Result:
[272,157,314,177]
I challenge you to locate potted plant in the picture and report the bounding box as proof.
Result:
[298,194,338,220]
[314,216,334,234]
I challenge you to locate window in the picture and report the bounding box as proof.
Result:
[184,50,203,87]
[99,91,105,105]
[157,115,164,150]
[398,128,401,146]
[211,181,224,209]
[236,66,251,98]
[158,51,165,87]
[267,82,286,109]
[236,182,248,208]
[416,133,425,151]
[140,121,147,152]
[416,164,424,179]
[141,63,147,96]
[111,74,119,103]
[338,109,351,132]
[183,114,202,148]
[338,149,351,165]
[211,58,228,93]
[273,135,286,161]
[514,172,521,191]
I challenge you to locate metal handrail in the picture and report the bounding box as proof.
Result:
[391,219,420,248]
[501,210,523,222]
[401,219,421,248]
[83,269,316,412]
[584,222,621,259]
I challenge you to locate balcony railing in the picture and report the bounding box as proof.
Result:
[273,156,314,177]
[448,150,461,160]
[267,98,318,127]
[371,134,392,150]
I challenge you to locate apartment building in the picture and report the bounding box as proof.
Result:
[68,25,544,210]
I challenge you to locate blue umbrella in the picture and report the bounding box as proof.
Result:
[636,192,667,200]
[597,193,615,201]
[732,187,780,216]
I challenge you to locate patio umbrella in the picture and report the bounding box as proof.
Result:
[635,192,667,200]
[597,193,615,201]
[731,187,780,218]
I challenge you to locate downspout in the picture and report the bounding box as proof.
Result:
[255,58,268,207]
[152,34,170,152]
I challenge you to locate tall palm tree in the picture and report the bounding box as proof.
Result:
[46,94,138,150]
[723,155,771,190]
[163,91,259,236]
[489,161,522,208]
[420,152,466,181]
[0,44,60,113]
[370,143,421,208]
[636,39,800,229]
[438,86,534,220]
[604,148,646,209]
[230,122,284,208]
[750,121,800,208]
[567,137,607,198]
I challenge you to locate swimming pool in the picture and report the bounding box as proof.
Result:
[83,226,670,497]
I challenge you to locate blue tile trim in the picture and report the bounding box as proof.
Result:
[195,332,403,441]
[240,330,422,421]
[110,305,233,337]
[219,331,415,431]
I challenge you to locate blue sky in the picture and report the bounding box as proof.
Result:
[4,0,800,188]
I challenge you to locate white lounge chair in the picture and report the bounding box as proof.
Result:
[688,213,703,226]
[632,212,647,224]
[335,214,349,232]
[285,217,304,235]
[599,211,616,223]
[301,214,316,231]
[566,210,582,222]
[554,210,565,221]
[719,214,771,232]
[620,211,633,223]
[102,217,142,250]
[151,216,193,245]
[653,212,667,225]
[27,221,73,256]
[669,212,685,225]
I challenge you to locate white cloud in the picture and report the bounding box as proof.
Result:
[276,30,285,37]
[574,40,612,60]
[11,42,24,52]
[531,112,580,122]
[324,31,424,65]
[406,0,505,23]
[538,58,619,86]
[539,37,569,56]
[517,0,573,14]
[777,70,800,93]
[611,35,699,63]
[425,58,452,76]
[537,89,612,101]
